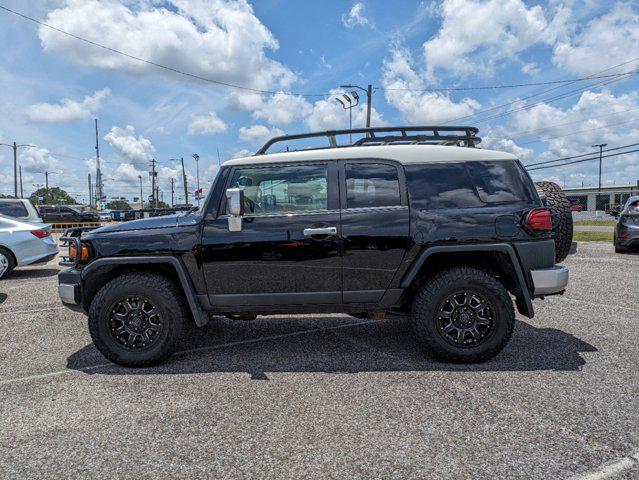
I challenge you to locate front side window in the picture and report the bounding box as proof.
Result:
[345,163,401,208]
[229,164,327,215]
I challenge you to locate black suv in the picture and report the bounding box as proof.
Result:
[39,205,100,224]
[58,126,571,367]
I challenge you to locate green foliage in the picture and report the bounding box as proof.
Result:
[29,187,76,205]
[154,200,170,209]
[573,231,614,242]
[105,199,131,210]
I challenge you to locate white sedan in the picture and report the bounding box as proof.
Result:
[0,214,59,279]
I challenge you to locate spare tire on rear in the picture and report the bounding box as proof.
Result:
[535,181,573,263]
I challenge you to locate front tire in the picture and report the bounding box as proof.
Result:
[411,267,515,363]
[0,247,16,280]
[88,273,187,367]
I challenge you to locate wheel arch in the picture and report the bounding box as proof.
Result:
[400,243,534,318]
[80,256,208,326]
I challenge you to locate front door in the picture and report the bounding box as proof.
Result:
[339,159,411,303]
[201,161,342,307]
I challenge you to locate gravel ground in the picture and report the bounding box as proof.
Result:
[0,243,637,479]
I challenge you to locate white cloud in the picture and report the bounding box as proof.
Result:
[552,3,639,75]
[104,125,155,168]
[231,148,252,159]
[342,3,373,28]
[26,88,110,123]
[18,147,62,174]
[238,124,284,145]
[38,0,295,91]
[251,92,314,127]
[423,0,570,79]
[187,112,228,136]
[381,48,480,123]
[509,89,639,186]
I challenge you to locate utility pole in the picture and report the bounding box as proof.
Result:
[149,158,157,209]
[193,154,200,206]
[88,173,92,206]
[94,119,102,208]
[19,165,23,198]
[592,143,607,192]
[170,178,175,207]
[44,171,49,204]
[0,141,35,197]
[138,175,143,209]
[181,157,188,205]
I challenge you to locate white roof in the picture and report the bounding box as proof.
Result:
[223,144,517,167]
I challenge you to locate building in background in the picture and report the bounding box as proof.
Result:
[563,182,639,211]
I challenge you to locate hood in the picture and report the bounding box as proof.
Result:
[89,213,201,234]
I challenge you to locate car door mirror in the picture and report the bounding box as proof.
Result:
[226,188,244,232]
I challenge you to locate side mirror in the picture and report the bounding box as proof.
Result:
[226,188,244,231]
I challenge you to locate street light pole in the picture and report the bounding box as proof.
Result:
[138,175,144,209]
[592,143,607,192]
[335,93,359,143]
[339,84,372,129]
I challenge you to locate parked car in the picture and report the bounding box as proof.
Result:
[38,205,100,224]
[613,195,639,253]
[570,204,583,212]
[58,125,571,367]
[0,198,42,223]
[97,211,112,222]
[0,214,58,279]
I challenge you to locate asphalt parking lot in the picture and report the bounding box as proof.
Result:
[0,243,637,479]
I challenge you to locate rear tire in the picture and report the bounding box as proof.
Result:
[535,181,573,263]
[411,267,515,363]
[0,247,16,280]
[88,273,187,367]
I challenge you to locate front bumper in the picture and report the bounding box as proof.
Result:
[58,268,84,311]
[530,266,569,296]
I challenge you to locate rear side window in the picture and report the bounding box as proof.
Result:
[405,163,483,209]
[0,200,28,217]
[345,163,401,208]
[466,160,535,203]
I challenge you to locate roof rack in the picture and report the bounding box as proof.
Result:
[255,125,480,155]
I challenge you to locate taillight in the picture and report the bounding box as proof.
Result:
[525,208,553,231]
[30,228,51,238]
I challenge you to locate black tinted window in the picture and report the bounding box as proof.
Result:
[0,201,28,217]
[345,163,400,208]
[406,163,483,209]
[466,160,535,203]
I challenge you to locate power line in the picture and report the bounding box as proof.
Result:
[0,4,329,98]
[526,148,639,171]
[517,116,639,146]
[442,56,639,124]
[524,142,639,167]
[375,70,639,92]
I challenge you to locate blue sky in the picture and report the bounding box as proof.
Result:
[0,0,638,204]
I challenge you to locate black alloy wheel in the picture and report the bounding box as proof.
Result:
[436,291,494,347]
[108,296,163,349]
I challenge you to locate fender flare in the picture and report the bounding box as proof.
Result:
[400,243,534,318]
[81,256,208,326]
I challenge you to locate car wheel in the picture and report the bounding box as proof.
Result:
[0,247,16,280]
[535,181,573,263]
[88,272,187,367]
[411,267,515,363]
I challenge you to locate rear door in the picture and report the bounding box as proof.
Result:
[339,159,411,303]
[200,161,343,307]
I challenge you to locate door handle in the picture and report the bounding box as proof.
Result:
[303,226,337,237]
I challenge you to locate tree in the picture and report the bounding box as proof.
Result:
[154,200,170,209]
[29,187,76,205]
[105,199,131,210]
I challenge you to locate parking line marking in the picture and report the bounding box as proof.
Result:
[552,296,639,314]
[569,450,639,480]
[0,306,67,316]
[0,319,375,387]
